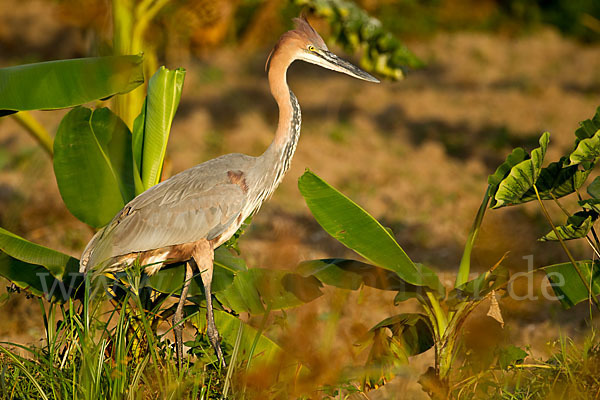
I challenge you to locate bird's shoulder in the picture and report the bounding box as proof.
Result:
[92,153,258,258]
[128,153,258,208]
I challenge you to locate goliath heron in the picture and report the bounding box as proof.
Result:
[79,17,378,368]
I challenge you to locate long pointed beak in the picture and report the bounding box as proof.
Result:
[309,50,380,83]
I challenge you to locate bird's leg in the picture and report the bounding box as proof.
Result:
[173,261,193,369]
[193,241,226,368]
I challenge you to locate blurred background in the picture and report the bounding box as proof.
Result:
[1,0,600,395]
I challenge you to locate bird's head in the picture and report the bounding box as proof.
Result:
[266,16,379,83]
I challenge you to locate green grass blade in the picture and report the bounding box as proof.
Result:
[0,346,49,400]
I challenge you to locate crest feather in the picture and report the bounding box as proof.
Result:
[266,16,328,73]
[292,16,327,49]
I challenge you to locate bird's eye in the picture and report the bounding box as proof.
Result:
[308,45,316,52]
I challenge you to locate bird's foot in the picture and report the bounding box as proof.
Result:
[207,328,226,368]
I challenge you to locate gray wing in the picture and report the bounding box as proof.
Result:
[82,154,255,270]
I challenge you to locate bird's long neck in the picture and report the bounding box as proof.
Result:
[261,50,301,188]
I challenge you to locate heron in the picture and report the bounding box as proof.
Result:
[79,16,379,368]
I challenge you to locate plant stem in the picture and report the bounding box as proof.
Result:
[455,186,491,288]
[111,0,135,127]
[11,112,53,156]
[534,185,600,311]
[439,303,466,377]
[426,292,448,339]
[242,303,272,398]
[247,305,271,371]
[131,0,171,53]
[222,320,243,399]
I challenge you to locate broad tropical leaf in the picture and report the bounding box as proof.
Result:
[588,176,600,199]
[296,258,444,301]
[574,107,600,144]
[0,227,79,279]
[0,228,81,301]
[54,107,136,228]
[146,247,246,296]
[490,132,549,208]
[496,345,528,370]
[0,253,82,302]
[148,252,323,314]
[363,313,433,387]
[569,107,600,165]
[488,148,528,191]
[490,153,590,206]
[539,211,597,241]
[570,132,600,166]
[544,260,600,308]
[518,158,592,203]
[0,55,144,116]
[132,67,185,191]
[215,268,323,314]
[370,313,434,357]
[298,170,432,287]
[145,263,234,296]
[214,246,248,272]
[580,199,600,213]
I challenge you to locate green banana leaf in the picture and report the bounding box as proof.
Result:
[296,258,444,301]
[145,263,234,296]
[539,211,597,241]
[0,227,82,301]
[363,313,433,388]
[0,54,144,116]
[489,132,549,208]
[0,253,82,303]
[150,265,323,315]
[54,107,136,228]
[132,67,185,192]
[0,227,79,279]
[370,313,434,357]
[298,170,434,288]
[544,260,600,308]
[215,269,323,314]
[146,247,246,296]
